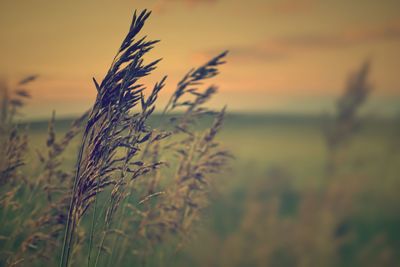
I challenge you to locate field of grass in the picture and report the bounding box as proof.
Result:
[1,9,398,267]
[20,113,400,267]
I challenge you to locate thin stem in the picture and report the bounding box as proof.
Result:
[59,124,90,267]
[87,177,101,267]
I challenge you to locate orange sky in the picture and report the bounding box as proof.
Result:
[1,0,400,118]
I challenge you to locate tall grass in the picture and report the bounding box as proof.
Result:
[0,9,230,267]
[323,60,372,173]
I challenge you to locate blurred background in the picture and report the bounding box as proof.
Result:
[1,0,400,266]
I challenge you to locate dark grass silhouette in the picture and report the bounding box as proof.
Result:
[0,9,230,267]
[323,60,372,174]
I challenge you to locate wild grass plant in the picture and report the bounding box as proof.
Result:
[323,61,372,173]
[0,77,89,266]
[0,9,230,267]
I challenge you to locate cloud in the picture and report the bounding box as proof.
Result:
[281,21,400,49]
[153,0,217,14]
[265,0,316,15]
[195,20,400,64]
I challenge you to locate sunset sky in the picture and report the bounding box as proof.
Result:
[1,0,400,118]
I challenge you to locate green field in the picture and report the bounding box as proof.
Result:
[17,113,399,267]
